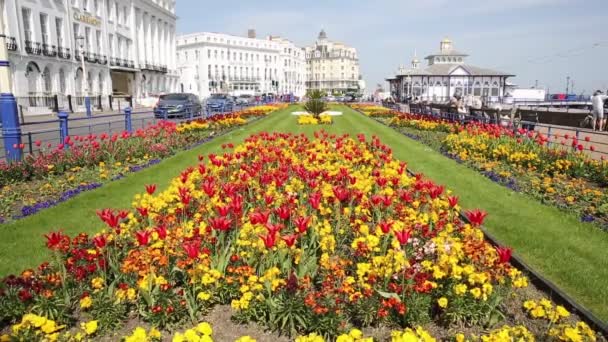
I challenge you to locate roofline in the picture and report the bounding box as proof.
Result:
[424,54,470,59]
[393,73,516,77]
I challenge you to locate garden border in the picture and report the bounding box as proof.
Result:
[0,114,269,224]
[352,106,608,336]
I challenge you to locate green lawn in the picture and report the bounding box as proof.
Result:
[1,104,606,322]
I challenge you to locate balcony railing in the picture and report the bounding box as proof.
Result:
[98,55,107,65]
[25,40,42,55]
[6,36,17,51]
[57,47,71,59]
[42,44,57,57]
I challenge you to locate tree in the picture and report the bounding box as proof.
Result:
[304,89,328,119]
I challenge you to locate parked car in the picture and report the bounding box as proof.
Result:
[236,94,254,106]
[154,93,202,118]
[206,94,234,111]
[324,95,337,102]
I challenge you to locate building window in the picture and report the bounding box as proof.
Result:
[55,18,64,46]
[93,0,99,15]
[106,0,110,18]
[22,8,32,41]
[207,49,210,58]
[85,27,91,51]
[73,23,80,45]
[123,6,127,25]
[82,0,89,11]
[96,30,102,53]
[214,50,217,59]
[108,33,113,55]
[39,13,49,45]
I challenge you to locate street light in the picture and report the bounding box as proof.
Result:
[75,35,91,117]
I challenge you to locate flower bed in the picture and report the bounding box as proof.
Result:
[350,104,399,118]
[0,132,601,341]
[297,113,333,125]
[367,111,608,230]
[0,106,281,223]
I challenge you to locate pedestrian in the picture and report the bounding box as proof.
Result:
[591,90,608,131]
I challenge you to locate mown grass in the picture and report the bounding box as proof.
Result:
[2,104,606,322]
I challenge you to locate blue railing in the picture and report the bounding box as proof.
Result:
[0,103,254,162]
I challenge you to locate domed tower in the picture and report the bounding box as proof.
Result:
[318,29,328,41]
[440,37,453,53]
[411,49,420,69]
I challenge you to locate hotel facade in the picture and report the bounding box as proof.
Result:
[176,30,307,99]
[2,0,178,114]
[305,30,363,95]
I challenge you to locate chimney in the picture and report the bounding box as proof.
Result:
[247,29,256,39]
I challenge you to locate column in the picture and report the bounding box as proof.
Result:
[145,13,151,66]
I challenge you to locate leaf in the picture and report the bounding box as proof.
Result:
[376,289,400,300]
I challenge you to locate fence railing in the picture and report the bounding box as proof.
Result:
[0,102,256,162]
[404,104,608,158]
[12,94,136,116]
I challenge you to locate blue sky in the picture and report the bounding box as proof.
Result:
[176,0,608,94]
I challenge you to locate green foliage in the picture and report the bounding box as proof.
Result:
[304,90,328,119]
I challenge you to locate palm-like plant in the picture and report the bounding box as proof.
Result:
[304,90,327,119]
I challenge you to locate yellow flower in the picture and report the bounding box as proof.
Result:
[80,296,92,309]
[91,277,104,289]
[81,320,98,335]
[437,297,448,309]
[197,292,212,301]
[196,322,213,336]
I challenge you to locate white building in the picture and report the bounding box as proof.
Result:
[2,0,178,113]
[387,38,514,103]
[305,30,363,95]
[176,30,306,99]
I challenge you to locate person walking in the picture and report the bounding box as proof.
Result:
[591,90,608,131]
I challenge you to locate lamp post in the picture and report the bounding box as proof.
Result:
[0,0,22,161]
[76,35,91,117]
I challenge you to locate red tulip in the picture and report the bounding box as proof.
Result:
[332,186,349,202]
[92,235,107,249]
[495,246,513,264]
[137,207,148,217]
[96,209,121,229]
[216,204,232,217]
[282,234,298,248]
[429,185,444,199]
[378,221,392,234]
[44,231,65,250]
[275,205,291,220]
[577,144,583,151]
[202,179,216,197]
[264,194,274,205]
[155,225,167,240]
[584,136,591,142]
[250,210,271,225]
[447,196,459,208]
[465,209,488,226]
[590,145,596,152]
[394,229,411,245]
[183,241,200,259]
[135,230,151,246]
[259,232,277,249]
[293,216,311,234]
[265,222,284,235]
[309,192,322,210]
[209,217,232,231]
[145,184,156,195]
